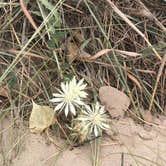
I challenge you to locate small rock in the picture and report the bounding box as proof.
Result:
[99,86,130,118]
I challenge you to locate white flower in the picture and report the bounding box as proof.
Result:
[50,77,88,117]
[77,102,110,137]
[69,77,88,98]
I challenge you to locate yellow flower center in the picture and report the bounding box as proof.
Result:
[64,91,75,102]
[93,114,101,124]
[73,87,80,95]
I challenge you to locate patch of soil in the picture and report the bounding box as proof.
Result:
[1,116,166,166]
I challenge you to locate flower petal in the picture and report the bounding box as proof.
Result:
[61,82,67,93]
[77,78,83,85]
[95,102,100,111]
[79,91,88,98]
[64,104,69,117]
[94,125,99,137]
[53,93,63,97]
[50,98,64,103]
[55,102,65,111]
[78,84,87,90]
[101,123,110,129]
[85,105,92,114]
[74,99,85,106]
[69,103,76,116]
[70,77,76,87]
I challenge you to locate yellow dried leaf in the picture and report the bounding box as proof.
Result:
[29,101,55,133]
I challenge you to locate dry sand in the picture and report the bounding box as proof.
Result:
[1,116,166,166]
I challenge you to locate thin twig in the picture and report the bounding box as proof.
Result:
[19,0,38,31]
[148,53,166,112]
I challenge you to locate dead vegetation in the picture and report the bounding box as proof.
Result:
[0,0,166,165]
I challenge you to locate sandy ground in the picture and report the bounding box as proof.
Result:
[1,116,166,166]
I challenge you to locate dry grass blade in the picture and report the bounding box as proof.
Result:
[105,0,162,61]
[89,49,141,60]
[89,49,112,60]
[127,73,142,92]
[115,50,142,58]
[62,3,83,14]
[148,53,166,112]
[19,0,38,31]
[8,49,47,59]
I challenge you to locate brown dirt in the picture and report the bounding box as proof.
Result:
[1,116,166,166]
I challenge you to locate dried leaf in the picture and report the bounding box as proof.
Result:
[0,86,8,99]
[29,101,55,133]
[78,50,91,60]
[66,34,91,63]
[66,37,79,63]
[73,30,85,43]
[99,86,130,118]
